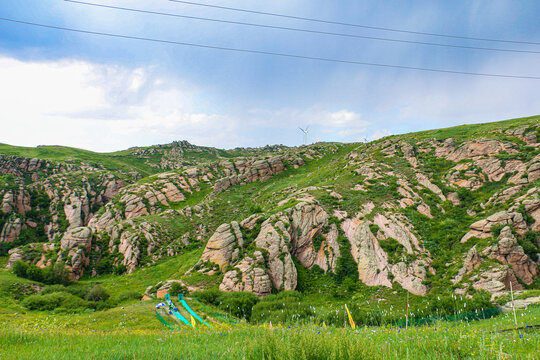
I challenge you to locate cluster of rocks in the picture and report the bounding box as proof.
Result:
[454,226,538,295]
[194,199,433,297]
[461,189,540,242]
[213,155,305,192]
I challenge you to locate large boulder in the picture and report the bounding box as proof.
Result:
[60,226,93,251]
[489,226,538,285]
[0,217,23,243]
[254,217,297,291]
[220,253,273,298]
[199,222,243,271]
[341,218,392,288]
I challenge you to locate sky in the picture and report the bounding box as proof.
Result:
[0,0,539,152]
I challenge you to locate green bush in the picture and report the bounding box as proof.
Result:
[21,292,89,312]
[519,231,540,261]
[40,285,68,295]
[169,282,189,297]
[193,289,259,320]
[219,292,259,320]
[84,285,110,302]
[118,291,142,302]
[251,291,313,324]
[334,235,358,283]
[192,288,222,306]
[11,261,70,285]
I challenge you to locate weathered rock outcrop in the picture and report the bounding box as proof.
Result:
[289,203,340,273]
[489,226,538,285]
[453,245,481,284]
[0,217,23,243]
[199,222,243,271]
[342,218,392,288]
[60,226,93,280]
[219,253,273,297]
[213,155,304,192]
[472,265,522,294]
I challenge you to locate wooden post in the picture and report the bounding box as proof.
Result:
[510,281,518,330]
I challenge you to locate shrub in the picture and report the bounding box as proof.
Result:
[335,235,358,283]
[169,282,189,297]
[12,261,29,278]
[11,261,70,285]
[192,289,259,320]
[118,291,142,302]
[113,264,127,275]
[21,292,89,312]
[84,285,110,302]
[219,292,259,320]
[192,288,222,306]
[40,285,68,295]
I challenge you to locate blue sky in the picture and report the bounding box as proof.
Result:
[0,0,539,152]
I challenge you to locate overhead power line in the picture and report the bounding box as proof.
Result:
[1,17,539,80]
[168,0,540,46]
[63,0,540,55]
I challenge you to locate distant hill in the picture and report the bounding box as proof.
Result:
[1,114,539,300]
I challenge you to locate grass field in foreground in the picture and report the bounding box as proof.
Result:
[1,306,539,360]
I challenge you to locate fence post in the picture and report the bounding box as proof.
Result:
[510,281,518,330]
[405,291,409,330]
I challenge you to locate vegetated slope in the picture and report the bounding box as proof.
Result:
[1,115,539,300]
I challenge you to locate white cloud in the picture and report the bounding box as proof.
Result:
[0,56,378,151]
[0,56,247,151]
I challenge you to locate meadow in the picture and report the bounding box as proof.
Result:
[0,302,538,359]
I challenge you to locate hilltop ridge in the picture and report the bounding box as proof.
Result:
[1,115,539,301]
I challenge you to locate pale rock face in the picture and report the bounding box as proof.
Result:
[289,203,337,271]
[1,191,14,213]
[400,142,417,167]
[220,254,273,298]
[472,265,523,294]
[416,173,446,201]
[416,204,433,218]
[60,226,92,279]
[255,218,297,291]
[7,247,24,268]
[391,260,429,296]
[117,230,141,273]
[0,217,23,243]
[341,218,391,288]
[63,193,90,229]
[60,226,92,251]
[445,139,507,162]
[199,223,242,271]
[461,207,530,243]
[528,161,540,183]
[453,246,481,284]
[103,177,125,201]
[489,226,538,285]
[447,192,461,206]
[373,214,421,253]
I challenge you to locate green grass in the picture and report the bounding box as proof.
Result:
[399,114,540,142]
[0,143,157,176]
[79,249,202,297]
[0,306,538,359]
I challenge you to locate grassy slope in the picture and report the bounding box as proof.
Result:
[400,114,540,141]
[1,116,539,359]
[0,143,157,176]
[0,307,538,359]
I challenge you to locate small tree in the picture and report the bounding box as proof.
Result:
[84,285,110,302]
[12,261,29,278]
[169,282,189,297]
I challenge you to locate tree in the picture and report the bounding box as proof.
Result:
[169,282,189,297]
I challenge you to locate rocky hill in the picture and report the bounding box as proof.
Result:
[2,115,539,300]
